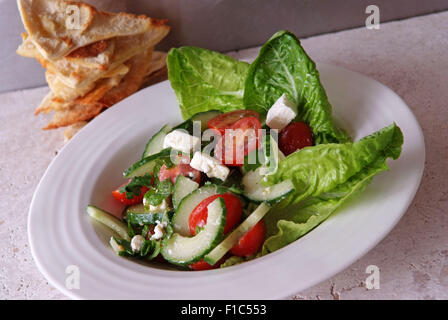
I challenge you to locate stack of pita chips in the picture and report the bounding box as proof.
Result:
[16,0,170,140]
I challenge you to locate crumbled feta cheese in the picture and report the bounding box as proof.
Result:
[145,198,170,213]
[163,130,201,154]
[262,186,272,196]
[266,93,297,130]
[131,235,145,253]
[190,152,230,181]
[150,220,168,240]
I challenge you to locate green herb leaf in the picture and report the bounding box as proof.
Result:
[157,179,173,197]
[143,188,164,207]
[119,173,153,199]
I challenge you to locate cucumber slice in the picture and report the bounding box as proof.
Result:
[242,167,294,204]
[190,110,222,131]
[125,204,165,226]
[161,197,226,266]
[142,124,173,158]
[172,184,221,236]
[86,205,130,240]
[172,175,199,209]
[204,202,270,265]
[109,237,125,255]
[124,148,172,178]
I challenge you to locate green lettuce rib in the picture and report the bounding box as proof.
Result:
[262,124,403,253]
[244,30,350,144]
[167,46,250,119]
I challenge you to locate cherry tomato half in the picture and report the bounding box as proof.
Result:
[112,182,149,206]
[278,121,313,156]
[215,116,262,166]
[230,220,266,257]
[189,193,243,236]
[159,159,201,185]
[207,110,260,136]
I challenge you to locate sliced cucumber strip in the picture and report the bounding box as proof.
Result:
[86,205,130,240]
[142,124,173,158]
[190,110,222,131]
[161,197,227,266]
[109,237,124,255]
[242,167,294,204]
[125,204,165,226]
[124,148,171,178]
[204,202,270,265]
[172,184,221,236]
[172,175,199,209]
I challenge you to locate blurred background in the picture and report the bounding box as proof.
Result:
[2,0,447,93]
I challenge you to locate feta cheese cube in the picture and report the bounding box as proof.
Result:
[163,130,201,154]
[150,220,168,241]
[266,93,297,130]
[131,235,145,253]
[190,152,230,181]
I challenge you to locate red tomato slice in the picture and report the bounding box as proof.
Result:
[159,157,201,185]
[215,116,262,166]
[189,258,225,271]
[189,193,242,236]
[230,220,266,257]
[112,182,149,206]
[278,121,313,156]
[207,110,260,136]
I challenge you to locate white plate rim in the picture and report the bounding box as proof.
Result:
[28,63,425,300]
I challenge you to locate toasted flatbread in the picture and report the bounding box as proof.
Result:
[100,47,154,107]
[18,33,116,70]
[37,73,124,115]
[20,29,168,89]
[17,0,168,60]
[64,121,88,143]
[142,65,168,88]
[39,73,125,127]
[46,63,129,101]
[140,51,168,87]
[145,51,167,77]
[43,101,103,130]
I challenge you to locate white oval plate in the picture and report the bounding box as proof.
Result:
[28,63,425,299]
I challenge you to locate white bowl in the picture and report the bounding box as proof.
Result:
[28,63,425,299]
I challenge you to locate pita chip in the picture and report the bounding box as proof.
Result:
[17,0,168,60]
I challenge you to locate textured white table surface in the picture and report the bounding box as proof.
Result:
[1,12,447,300]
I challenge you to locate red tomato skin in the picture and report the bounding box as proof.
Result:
[159,162,201,185]
[278,121,313,156]
[207,110,260,136]
[230,220,266,257]
[112,183,149,205]
[189,259,222,271]
[215,116,262,166]
[188,193,243,236]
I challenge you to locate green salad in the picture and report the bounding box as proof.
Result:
[87,30,403,270]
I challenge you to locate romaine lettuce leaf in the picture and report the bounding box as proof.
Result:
[244,30,350,144]
[262,124,403,253]
[167,46,250,119]
[263,157,388,253]
[265,123,403,206]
